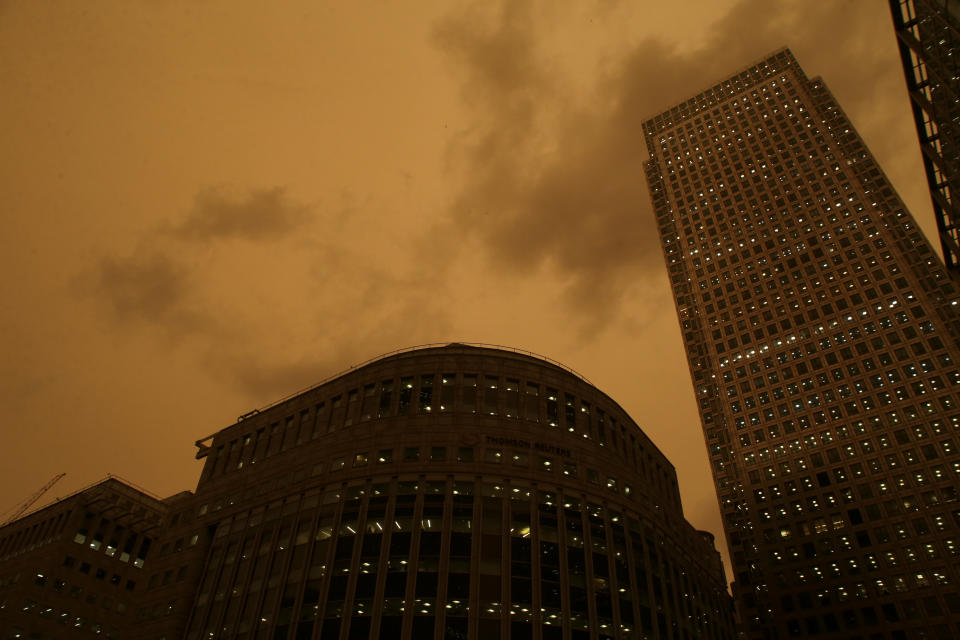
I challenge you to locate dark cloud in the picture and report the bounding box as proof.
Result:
[171,186,309,242]
[433,1,549,125]
[198,280,453,402]
[208,352,338,406]
[85,185,308,337]
[82,183,452,402]
[89,249,210,338]
[434,0,905,335]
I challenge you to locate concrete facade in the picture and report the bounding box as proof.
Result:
[134,344,734,639]
[645,48,960,638]
[1,345,735,640]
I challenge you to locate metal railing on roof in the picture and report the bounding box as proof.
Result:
[237,342,593,423]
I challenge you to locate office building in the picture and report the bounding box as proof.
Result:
[1,344,735,639]
[644,49,960,638]
[136,344,734,640]
[889,0,960,273]
[0,477,168,638]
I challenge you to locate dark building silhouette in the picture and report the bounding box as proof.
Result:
[644,49,960,638]
[0,477,167,638]
[1,344,735,640]
[889,0,960,274]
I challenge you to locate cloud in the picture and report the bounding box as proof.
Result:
[87,187,310,338]
[88,248,211,339]
[82,184,453,401]
[86,185,310,339]
[204,287,453,402]
[433,0,906,336]
[170,186,309,242]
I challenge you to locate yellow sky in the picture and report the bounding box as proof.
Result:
[0,0,934,582]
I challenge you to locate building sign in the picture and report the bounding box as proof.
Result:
[484,435,572,458]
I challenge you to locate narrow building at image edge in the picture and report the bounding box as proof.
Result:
[644,49,960,638]
[889,0,960,274]
[0,477,168,638]
[1,344,735,639]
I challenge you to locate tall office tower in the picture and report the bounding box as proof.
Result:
[644,48,960,639]
[890,0,960,273]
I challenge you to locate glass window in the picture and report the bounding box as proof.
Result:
[524,383,540,422]
[361,384,376,421]
[546,389,559,426]
[440,374,455,411]
[419,375,434,412]
[378,381,393,418]
[399,378,414,415]
[565,394,577,432]
[505,379,520,418]
[463,375,477,413]
[484,376,499,415]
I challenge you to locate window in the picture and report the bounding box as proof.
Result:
[378,382,393,418]
[440,374,455,411]
[462,375,478,414]
[484,377,499,415]
[399,378,413,415]
[525,383,540,422]
[419,375,434,412]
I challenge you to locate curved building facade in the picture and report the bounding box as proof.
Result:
[135,344,734,640]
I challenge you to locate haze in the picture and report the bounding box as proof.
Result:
[0,0,933,582]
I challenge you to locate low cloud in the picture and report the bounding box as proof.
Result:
[170,186,309,242]
[89,249,211,340]
[83,184,452,401]
[84,185,310,342]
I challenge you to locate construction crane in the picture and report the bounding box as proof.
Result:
[2,473,66,526]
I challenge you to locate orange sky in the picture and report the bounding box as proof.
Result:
[0,0,935,582]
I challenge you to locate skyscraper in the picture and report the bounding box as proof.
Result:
[644,49,960,639]
[889,0,960,274]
